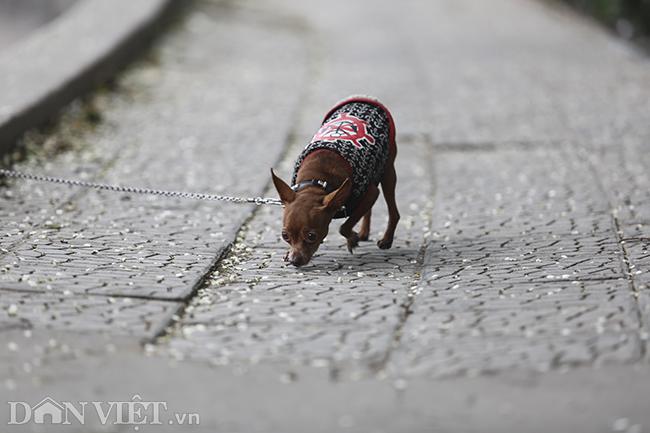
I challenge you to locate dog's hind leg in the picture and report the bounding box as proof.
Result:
[378,163,400,250]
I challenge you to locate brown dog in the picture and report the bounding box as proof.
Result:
[271,96,399,266]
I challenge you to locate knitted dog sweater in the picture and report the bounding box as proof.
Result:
[292,96,396,217]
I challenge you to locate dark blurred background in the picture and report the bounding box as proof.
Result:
[1,0,648,51]
[563,0,650,48]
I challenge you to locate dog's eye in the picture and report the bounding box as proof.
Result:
[281,231,290,242]
[306,232,317,243]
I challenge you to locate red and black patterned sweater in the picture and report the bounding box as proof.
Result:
[292,96,396,217]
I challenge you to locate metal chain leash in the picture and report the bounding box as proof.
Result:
[0,168,283,206]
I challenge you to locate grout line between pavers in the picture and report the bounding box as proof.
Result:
[611,215,647,360]
[429,138,569,153]
[145,15,320,347]
[145,243,235,343]
[571,142,647,362]
[370,133,437,375]
[420,277,627,286]
[146,128,312,344]
[0,286,184,303]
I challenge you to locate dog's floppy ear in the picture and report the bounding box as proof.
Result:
[322,178,351,211]
[271,169,296,204]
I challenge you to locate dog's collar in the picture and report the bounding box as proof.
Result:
[291,179,335,193]
[291,179,349,219]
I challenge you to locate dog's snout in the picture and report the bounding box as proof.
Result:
[290,255,307,267]
[287,250,309,267]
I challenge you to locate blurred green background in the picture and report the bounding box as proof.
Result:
[564,0,650,47]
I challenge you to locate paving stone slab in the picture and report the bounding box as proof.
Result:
[163,137,434,370]
[425,235,624,285]
[0,2,308,305]
[265,0,432,137]
[391,332,643,378]
[414,279,635,312]
[0,289,179,338]
[430,146,613,240]
[404,0,650,143]
[389,141,645,376]
[404,293,639,339]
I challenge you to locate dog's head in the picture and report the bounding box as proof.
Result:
[271,170,351,266]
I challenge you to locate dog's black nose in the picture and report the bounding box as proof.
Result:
[289,253,308,267]
[290,258,305,267]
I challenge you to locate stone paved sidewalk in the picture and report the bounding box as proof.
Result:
[1,0,308,337]
[1,0,650,431]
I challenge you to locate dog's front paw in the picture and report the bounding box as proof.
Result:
[377,237,393,250]
[347,232,360,253]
